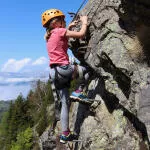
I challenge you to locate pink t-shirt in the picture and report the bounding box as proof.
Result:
[47,28,69,67]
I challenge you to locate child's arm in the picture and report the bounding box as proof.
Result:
[66,16,88,38]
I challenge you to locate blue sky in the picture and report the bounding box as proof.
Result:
[0,0,85,100]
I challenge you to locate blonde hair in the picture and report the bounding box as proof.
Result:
[44,28,52,42]
[44,17,62,42]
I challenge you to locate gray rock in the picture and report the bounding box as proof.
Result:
[39,0,150,149]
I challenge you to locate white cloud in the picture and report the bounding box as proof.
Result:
[1,58,31,72]
[0,71,49,100]
[0,57,49,100]
[32,57,48,66]
[0,73,48,85]
[6,77,35,83]
[5,77,48,84]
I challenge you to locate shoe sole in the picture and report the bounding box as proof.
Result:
[60,139,66,144]
[70,96,90,102]
[70,96,82,101]
[70,96,95,104]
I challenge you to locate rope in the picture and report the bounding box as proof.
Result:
[71,0,88,21]
[75,0,88,15]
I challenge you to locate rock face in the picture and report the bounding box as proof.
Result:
[39,0,150,149]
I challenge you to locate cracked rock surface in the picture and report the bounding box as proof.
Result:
[40,0,150,149]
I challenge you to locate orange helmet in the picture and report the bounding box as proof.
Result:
[41,9,65,27]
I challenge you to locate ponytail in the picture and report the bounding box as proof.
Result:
[44,28,52,42]
[44,16,62,42]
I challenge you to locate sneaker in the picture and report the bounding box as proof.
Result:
[60,132,77,144]
[70,90,88,101]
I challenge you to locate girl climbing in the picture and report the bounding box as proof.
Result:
[41,8,90,143]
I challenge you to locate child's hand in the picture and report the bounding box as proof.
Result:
[68,20,78,29]
[80,16,88,25]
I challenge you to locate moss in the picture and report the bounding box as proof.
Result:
[112,110,127,137]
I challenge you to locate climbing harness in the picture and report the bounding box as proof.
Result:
[54,66,72,90]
